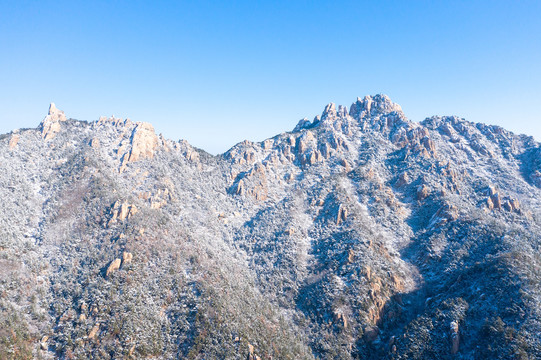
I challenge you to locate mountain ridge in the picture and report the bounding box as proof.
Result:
[1,95,540,359]
[13,94,539,161]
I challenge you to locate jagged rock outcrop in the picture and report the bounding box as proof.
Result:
[119,122,159,171]
[88,324,100,339]
[40,102,67,140]
[450,320,460,354]
[230,163,268,200]
[417,184,430,201]
[430,202,459,226]
[108,200,138,225]
[484,186,521,212]
[293,117,313,132]
[126,122,159,162]
[122,251,133,264]
[89,137,100,149]
[39,336,48,351]
[149,188,172,209]
[395,172,410,187]
[349,94,403,120]
[105,259,121,277]
[336,204,348,225]
[8,133,19,149]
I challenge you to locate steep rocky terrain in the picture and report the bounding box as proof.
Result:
[1,96,540,359]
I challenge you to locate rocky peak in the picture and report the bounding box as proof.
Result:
[48,102,67,122]
[40,102,67,140]
[320,103,349,120]
[293,95,402,133]
[337,104,348,117]
[349,94,403,120]
[97,115,133,128]
[292,114,324,132]
[421,116,462,129]
[322,103,337,119]
[293,118,312,132]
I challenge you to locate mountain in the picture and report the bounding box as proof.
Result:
[1,95,540,359]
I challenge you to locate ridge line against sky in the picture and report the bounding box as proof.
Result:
[1,0,540,154]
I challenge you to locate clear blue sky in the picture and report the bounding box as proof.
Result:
[1,1,540,154]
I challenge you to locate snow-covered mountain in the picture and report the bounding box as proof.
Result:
[1,95,540,359]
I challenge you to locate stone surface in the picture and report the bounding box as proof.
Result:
[40,103,67,140]
[88,324,100,339]
[450,320,460,354]
[120,122,159,171]
[417,184,430,201]
[8,134,19,149]
[122,251,133,264]
[336,204,347,225]
[109,201,138,225]
[106,259,121,277]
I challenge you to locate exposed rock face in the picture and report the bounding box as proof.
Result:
[108,200,138,225]
[349,94,402,120]
[119,122,159,171]
[450,321,460,354]
[40,102,67,140]
[396,172,410,187]
[302,149,323,166]
[322,102,337,120]
[230,163,268,201]
[1,96,540,359]
[417,184,430,201]
[122,251,133,264]
[126,122,159,162]
[347,249,355,263]
[491,192,502,209]
[335,311,348,329]
[106,259,121,277]
[90,137,100,149]
[293,118,312,132]
[47,102,67,122]
[431,202,459,226]
[40,335,49,350]
[485,187,521,212]
[502,197,520,212]
[364,326,380,342]
[88,324,100,339]
[148,188,172,209]
[336,204,348,225]
[8,133,19,149]
[486,196,495,210]
[296,130,316,154]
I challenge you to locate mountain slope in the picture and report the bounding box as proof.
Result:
[1,96,540,359]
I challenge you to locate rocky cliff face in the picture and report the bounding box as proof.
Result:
[0,95,540,359]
